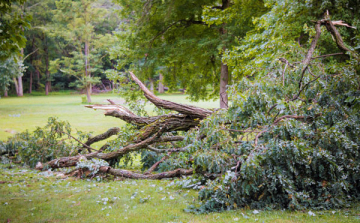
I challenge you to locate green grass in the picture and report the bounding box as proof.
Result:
[1,93,359,222]
[0,92,218,143]
[1,164,359,223]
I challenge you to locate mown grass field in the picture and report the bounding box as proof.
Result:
[0,93,359,222]
[0,92,218,142]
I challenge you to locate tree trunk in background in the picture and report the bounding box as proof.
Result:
[45,80,50,95]
[45,35,50,95]
[85,41,89,91]
[86,86,91,103]
[149,78,154,92]
[219,0,230,109]
[35,69,40,90]
[158,73,164,93]
[4,90,8,97]
[29,71,33,94]
[17,48,24,97]
[16,7,24,97]
[220,62,228,108]
[17,76,23,96]
[13,78,19,95]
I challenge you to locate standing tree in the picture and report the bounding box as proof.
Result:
[50,0,117,102]
[112,0,266,108]
[0,56,26,97]
[0,0,30,96]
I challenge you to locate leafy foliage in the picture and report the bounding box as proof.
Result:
[0,117,79,167]
[0,55,26,95]
[0,0,30,61]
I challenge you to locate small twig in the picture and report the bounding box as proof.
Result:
[272,111,280,123]
[60,131,97,153]
[146,144,190,153]
[307,67,316,77]
[23,48,39,60]
[311,52,344,59]
[279,58,295,68]
[223,128,260,133]
[267,104,278,115]
[282,62,288,86]
[144,153,170,175]
[291,73,322,101]
[254,129,268,147]
[234,160,241,173]
[273,114,321,125]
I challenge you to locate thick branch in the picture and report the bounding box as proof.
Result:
[273,114,321,125]
[100,166,193,179]
[299,21,321,88]
[323,20,357,56]
[43,131,162,169]
[129,72,212,119]
[155,136,184,142]
[104,109,190,128]
[84,127,120,147]
[85,104,135,116]
[144,153,170,174]
[135,115,199,141]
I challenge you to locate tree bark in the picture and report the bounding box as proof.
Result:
[16,48,24,97]
[219,0,230,109]
[17,76,23,96]
[45,35,51,96]
[13,78,19,96]
[158,73,164,93]
[45,75,50,95]
[100,167,193,179]
[220,61,228,109]
[84,41,92,101]
[149,78,154,92]
[35,69,40,90]
[86,86,91,103]
[4,90,8,97]
[29,71,33,94]
[130,72,212,119]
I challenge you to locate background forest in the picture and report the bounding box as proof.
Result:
[1,0,360,218]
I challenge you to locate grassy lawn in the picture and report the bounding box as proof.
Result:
[1,164,359,223]
[0,93,359,222]
[0,92,218,143]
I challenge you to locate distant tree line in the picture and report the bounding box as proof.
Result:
[1,0,121,102]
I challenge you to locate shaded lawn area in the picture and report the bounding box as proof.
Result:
[1,164,359,223]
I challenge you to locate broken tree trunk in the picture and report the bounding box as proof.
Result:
[37,72,214,180]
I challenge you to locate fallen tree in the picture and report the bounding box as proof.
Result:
[1,17,359,212]
[31,71,212,175]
